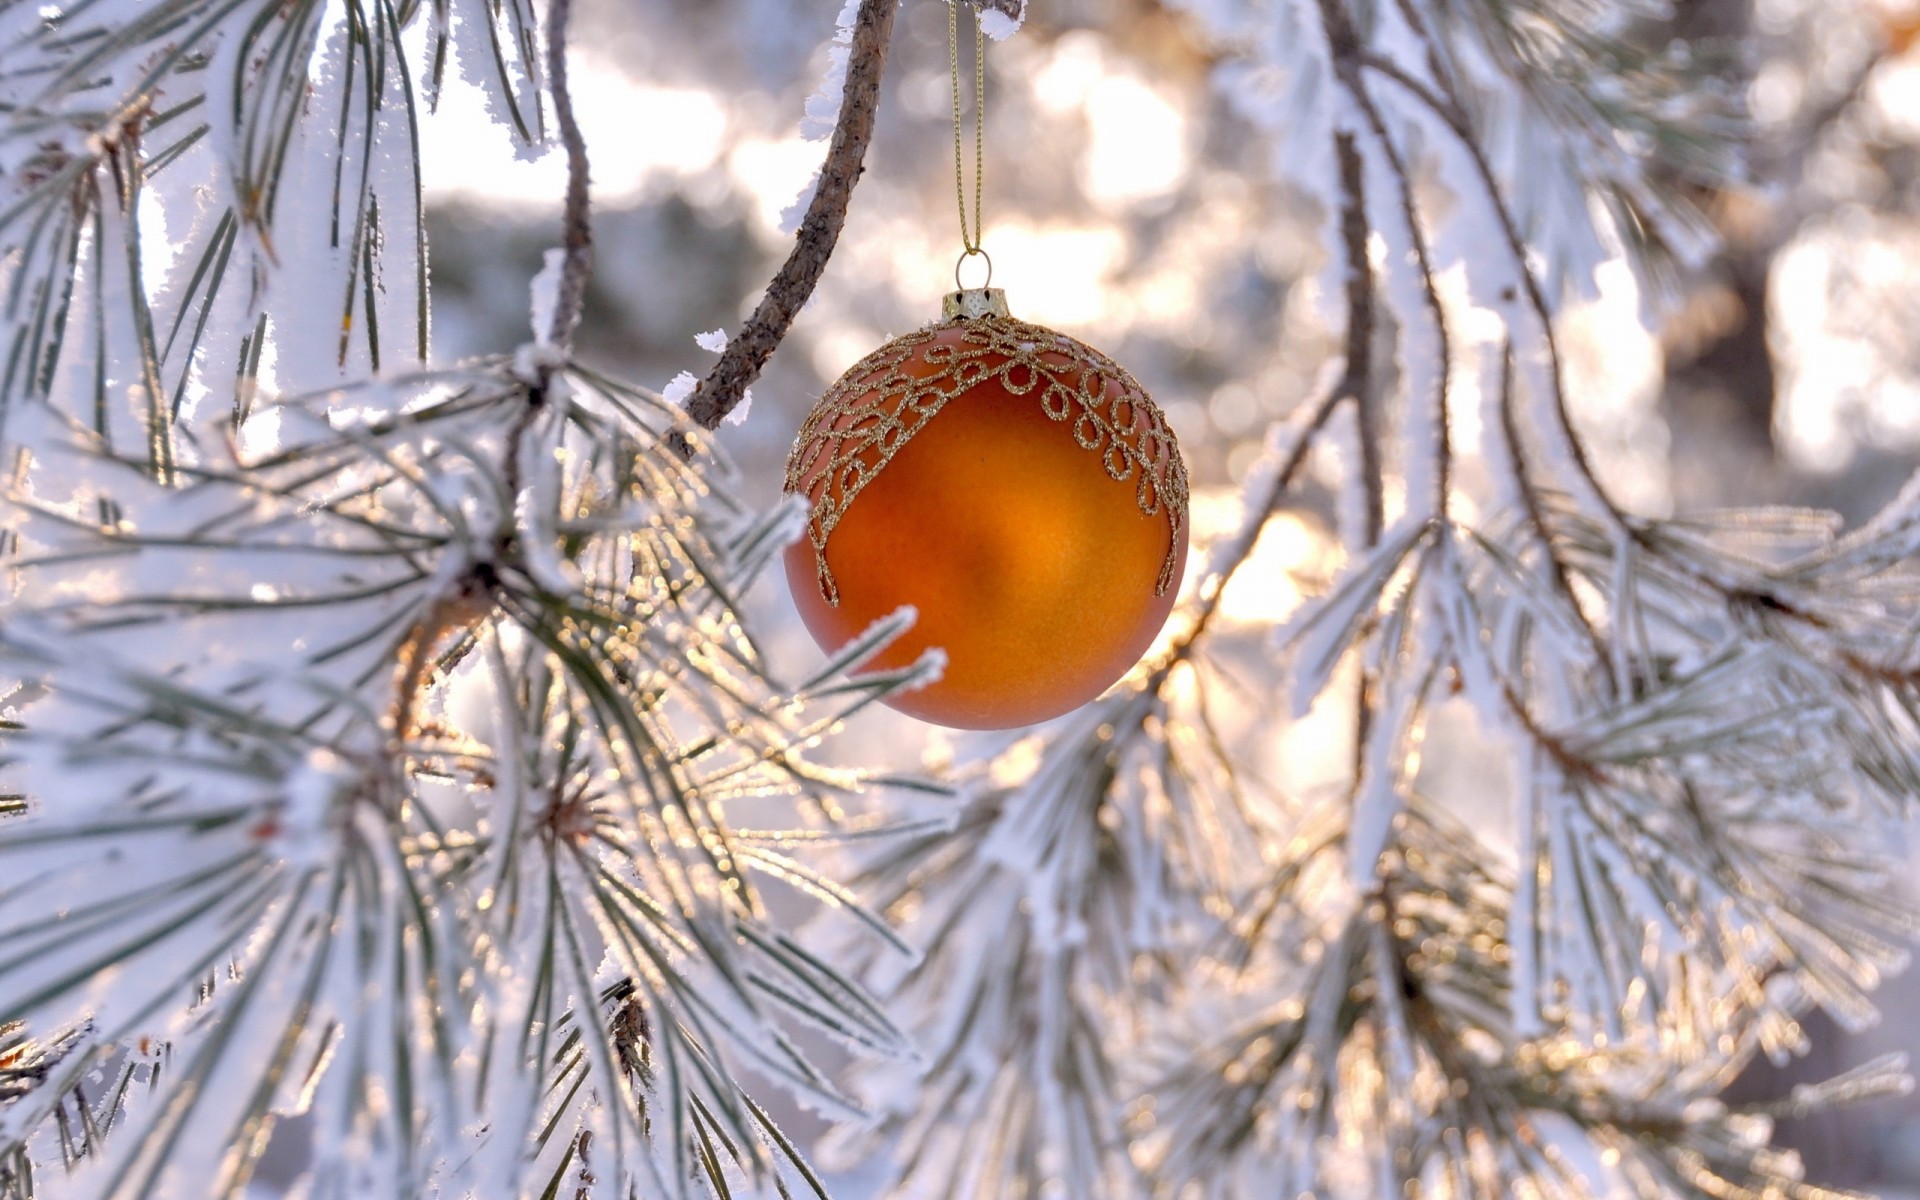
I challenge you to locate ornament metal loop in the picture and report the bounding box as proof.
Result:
[954,247,993,291]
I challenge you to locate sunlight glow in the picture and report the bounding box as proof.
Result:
[1083,74,1188,208]
[1559,257,1670,513]
[420,57,728,206]
[1179,490,1331,636]
[1033,31,1189,209]
[1868,55,1920,140]
[237,407,283,459]
[729,136,827,234]
[980,221,1126,327]
[1771,212,1920,471]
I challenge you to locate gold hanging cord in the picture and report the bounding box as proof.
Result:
[950,0,990,289]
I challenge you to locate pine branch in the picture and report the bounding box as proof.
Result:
[0,364,941,1197]
[1492,339,1613,667]
[0,0,434,433]
[6,1,1916,1197]
[1155,122,1378,670]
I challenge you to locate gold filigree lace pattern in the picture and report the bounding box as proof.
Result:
[784,312,1190,607]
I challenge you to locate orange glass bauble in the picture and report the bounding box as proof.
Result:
[783,289,1189,729]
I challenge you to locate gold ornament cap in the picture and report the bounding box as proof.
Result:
[942,287,1010,321]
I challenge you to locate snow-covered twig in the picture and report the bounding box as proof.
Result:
[681,0,899,437]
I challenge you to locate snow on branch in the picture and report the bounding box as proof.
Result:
[960,0,1026,38]
[0,364,940,1197]
[840,0,1920,1195]
[4,0,1918,1196]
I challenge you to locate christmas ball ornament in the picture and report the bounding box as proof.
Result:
[783,288,1189,729]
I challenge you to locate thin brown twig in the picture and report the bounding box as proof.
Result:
[501,0,592,509]
[680,0,899,438]
[1345,4,1619,655]
[543,0,592,354]
[1319,0,1452,523]
[1496,339,1612,667]
[1497,671,1609,785]
[1331,120,1387,808]
[391,571,496,739]
[1357,53,1607,536]
[1148,381,1346,686]
[1315,0,1456,889]
[1336,129,1384,547]
[1149,123,1381,679]
[393,0,591,736]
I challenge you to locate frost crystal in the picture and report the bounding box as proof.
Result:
[663,370,699,406]
[800,0,861,141]
[979,10,1024,40]
[725,387,753,427]
[530,247,569,346]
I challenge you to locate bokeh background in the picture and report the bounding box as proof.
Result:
[343,0,1920,1192]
